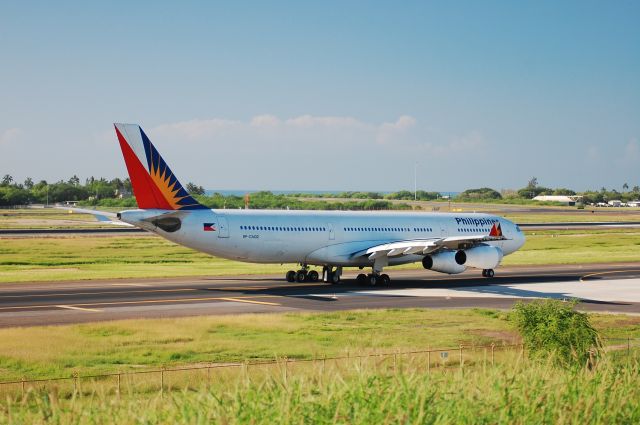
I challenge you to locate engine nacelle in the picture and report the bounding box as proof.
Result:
[422,251,466,274]
[454,245,503,269]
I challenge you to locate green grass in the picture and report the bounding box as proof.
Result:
[2,346,640,424]
[0,308,637,383]
[0,309,515,381]
[502,229,640,265]
[0,208,108,229]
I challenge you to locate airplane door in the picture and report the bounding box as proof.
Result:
[439,219,448,238]
[328,223,335,240]
[218,216,229,238]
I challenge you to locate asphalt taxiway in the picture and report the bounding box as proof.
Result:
[1,263,639,327]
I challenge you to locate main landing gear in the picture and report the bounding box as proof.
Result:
[356,273,390,286]
[285,265,342,284]
[482,269,495,278]
[285,266,319,283]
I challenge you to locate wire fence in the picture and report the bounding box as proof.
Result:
[1,338,638,400]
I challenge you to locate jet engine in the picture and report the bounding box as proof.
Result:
[422,251,466,274]
[454,245,503,270]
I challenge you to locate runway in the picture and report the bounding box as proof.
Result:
[1,263,640,327]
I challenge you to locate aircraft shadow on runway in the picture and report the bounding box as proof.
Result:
[202,274,631,306]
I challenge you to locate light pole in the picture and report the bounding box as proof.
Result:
[414,162,417,201]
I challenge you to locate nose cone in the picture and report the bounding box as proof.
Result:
[515,229,526,250]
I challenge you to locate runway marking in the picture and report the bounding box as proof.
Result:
[56,305,103,312]
[0,295,282,311]
[580,270,640,282]
[212,286,269,291]
[0,288,198,299]
[217,297,281,306]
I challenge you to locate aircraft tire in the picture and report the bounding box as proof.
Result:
[308,270,319,282]
[356,273,367,285]
[380,274,390,286]
[486,269,495,278]
[368,274,378,286]
[286,270,296,282]
[330,272,340,285]
[296,271,307,282]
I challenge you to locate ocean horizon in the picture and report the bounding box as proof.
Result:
[205,190,460,197]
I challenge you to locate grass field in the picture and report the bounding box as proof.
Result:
[1,310,639,424]
[1,228,639,283]
[4,358,640,424]
[0,308,637,383]
[0,208,108,229]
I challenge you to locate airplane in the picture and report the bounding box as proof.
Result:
[83,123,526,286]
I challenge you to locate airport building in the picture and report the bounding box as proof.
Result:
[532,195,583,206]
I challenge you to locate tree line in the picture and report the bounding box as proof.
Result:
[1,173,638,208]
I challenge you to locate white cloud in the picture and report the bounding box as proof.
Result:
[376,115,416,144]
[152,118,242,141]
[0,128,22,145]
[284,115,367,129]
[250,114,281,127]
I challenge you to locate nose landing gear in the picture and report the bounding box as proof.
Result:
[482,269,495,278]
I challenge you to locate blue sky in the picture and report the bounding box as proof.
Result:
[1,1,638,191]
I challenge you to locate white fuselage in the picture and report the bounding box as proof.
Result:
[120,209,525,269]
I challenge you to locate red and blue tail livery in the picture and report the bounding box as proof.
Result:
[114,123,206,210]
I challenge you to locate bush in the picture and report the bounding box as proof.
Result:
[512,299,601,368]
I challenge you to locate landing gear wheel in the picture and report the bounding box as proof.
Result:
[380,274,390,286]
[286,270,296,282]
[482,269,494,278]
[368,274,378,286]
[296,270,307,282]
[356,273,367,285]
[330,272,340,284]
[308,270,319,282]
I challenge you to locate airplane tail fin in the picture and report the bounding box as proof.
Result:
[114,123,207,210]
[489,222,503,237]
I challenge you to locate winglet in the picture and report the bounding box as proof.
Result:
[114,123,207,210]
[489,222,503,237]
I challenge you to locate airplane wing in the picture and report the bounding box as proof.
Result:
[352,223,507,260]
[54,206,135,227]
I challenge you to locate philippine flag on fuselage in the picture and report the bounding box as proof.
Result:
[203,223,216,231]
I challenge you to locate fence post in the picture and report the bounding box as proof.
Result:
[483,347,487,372]
[459,345,463,369]
[628,337,631,358]
[21,376,25,398]
[427,349,431,374]
[491,343,495,366]
[207,365,211,386]
[73,372,79,394]
[393,353,397,372]
[117,372,121,396]
[160,368,164,398]
[284,357,288,382]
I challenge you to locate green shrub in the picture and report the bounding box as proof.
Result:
[512,299,601,368]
